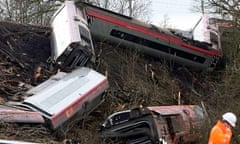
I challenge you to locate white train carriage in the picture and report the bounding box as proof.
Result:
[23,67,109,129]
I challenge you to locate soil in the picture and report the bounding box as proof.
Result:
[0,21,239,144]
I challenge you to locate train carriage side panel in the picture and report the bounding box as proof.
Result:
[90,18,214,69]
[83,4,221,70]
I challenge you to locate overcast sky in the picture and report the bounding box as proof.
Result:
[150,0,202,30]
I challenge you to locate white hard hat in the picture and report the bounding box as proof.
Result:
[222,112,237,127]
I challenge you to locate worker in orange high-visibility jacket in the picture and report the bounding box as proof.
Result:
[208,112,237,144]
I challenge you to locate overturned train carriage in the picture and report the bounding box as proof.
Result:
[100,105,206,144]
[23,67,109,130]
[0,67,109,130]
[51,1,95,70]
[76,2,222,71]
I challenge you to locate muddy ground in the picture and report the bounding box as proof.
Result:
[0,21,240,144]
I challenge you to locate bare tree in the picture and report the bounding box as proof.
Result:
[0,0,63,25]
[158,14,171,28]
[89,0,152,22]
[0,0,152,24]
[192,0,240,22]
[208,0,240,23]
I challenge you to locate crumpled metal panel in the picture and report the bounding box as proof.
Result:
[0,139,39,144]
[23,67,109,129]
[0,105,44,123]
[100,105,206,144]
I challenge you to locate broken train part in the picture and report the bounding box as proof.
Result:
[100,105,206,144]
[0,139,39,144]
[22,67,109,130]
[1,67,109,130]
[0,105,44,123]
[50,0,95,70]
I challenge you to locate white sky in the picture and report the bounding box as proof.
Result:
[150,0,202,31]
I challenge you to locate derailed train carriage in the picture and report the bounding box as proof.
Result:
[99,105,206,144]
[75,2,222,71]
[0,1,109,131]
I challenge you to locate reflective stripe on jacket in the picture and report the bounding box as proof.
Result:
[208,120,232,144]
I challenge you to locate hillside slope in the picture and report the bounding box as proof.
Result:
[0,22,240,144]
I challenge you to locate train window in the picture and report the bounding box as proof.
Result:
[110,29,206,64]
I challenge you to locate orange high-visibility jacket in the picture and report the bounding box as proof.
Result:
[208,120,232,144]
